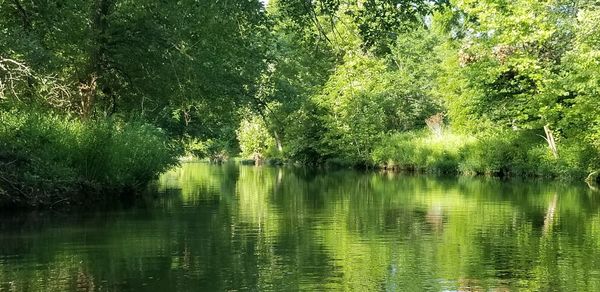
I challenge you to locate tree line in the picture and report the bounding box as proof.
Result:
[1,0,599,207]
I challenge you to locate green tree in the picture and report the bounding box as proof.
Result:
[237,116,276,160]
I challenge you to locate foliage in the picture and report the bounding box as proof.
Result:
[372,129,599,179]
[236,116,276,159]
[0,0,269,142]
[0,0,267,208]
[243,0,600,182]
[372,131,472,173]
[559,7,600,152]
[3,0,600,210]
[0,109,180,208]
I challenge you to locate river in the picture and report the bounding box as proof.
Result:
[1,163,599,291]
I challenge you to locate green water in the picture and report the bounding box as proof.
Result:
[1,163,600,291]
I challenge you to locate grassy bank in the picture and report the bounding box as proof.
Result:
[233,118,600,184]
[372,130,600,182]
[0,110,181,209]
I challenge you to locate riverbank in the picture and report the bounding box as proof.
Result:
[0,110,181,209]
[236,129,600,184]
[371,130,600,182]
[2,110,598,211]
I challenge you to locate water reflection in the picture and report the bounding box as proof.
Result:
[1,163,600,291]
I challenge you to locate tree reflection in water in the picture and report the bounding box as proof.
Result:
[0,163,599,291]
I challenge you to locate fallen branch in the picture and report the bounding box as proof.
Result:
[543,125,559,159]
[586,171,599,191]
[0,173,32,199]
[50,198,69,209]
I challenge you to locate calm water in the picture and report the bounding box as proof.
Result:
[1,163,600,291]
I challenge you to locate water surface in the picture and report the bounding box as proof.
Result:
[1,163,600,291]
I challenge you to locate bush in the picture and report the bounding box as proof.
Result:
[551,142,598,180]
[372,131,471,174]
[458,131,532,176]
[0,109,180,208]
[236,116,276,159]
[460,130,597,179]
[183,137,230,162]
[372,129,599,180]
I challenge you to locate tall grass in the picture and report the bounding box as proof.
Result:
[0,109,180,208]
[372,131,475,174]
[372,130,599,180]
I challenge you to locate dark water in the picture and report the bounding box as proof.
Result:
[1,163,600,291]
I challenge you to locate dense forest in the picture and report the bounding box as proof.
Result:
[1,0,599,208]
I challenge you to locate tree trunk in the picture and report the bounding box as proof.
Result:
[543,125,558,159]
[273,129,283,153]
[11,0,31,31]
[256,107,283,153]
[80,0,114,119]
[79,75,97,119]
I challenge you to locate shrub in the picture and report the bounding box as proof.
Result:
[0,109,180,208]
[372,131,471,174]
[236,116,276,159]
[373,128,599,180]
[458,131,532,176]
